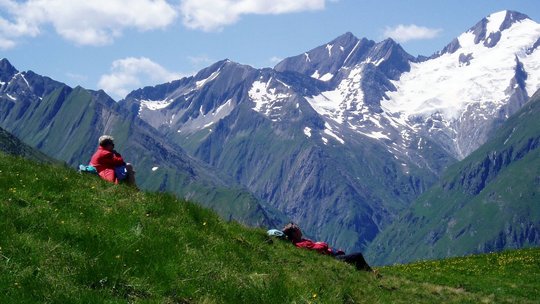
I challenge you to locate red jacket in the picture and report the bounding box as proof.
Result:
[89,146,125,183]
[294,239,333,255]
[293,239,345,256]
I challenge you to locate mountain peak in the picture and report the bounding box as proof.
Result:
[367,38,407,64]
[330,32,359,45]
[467,10,532,47]
[0,58,18,82]
[376,38,401,50]
[436,10,534,56]
[485,10,530,34]
[338,31,356,39]
[274,32,373,79]
[194,59,254,82]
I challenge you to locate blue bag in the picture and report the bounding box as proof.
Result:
[114,165,128,181]
[79,164,97,174]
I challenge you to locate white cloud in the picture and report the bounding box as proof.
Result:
[269,56,283,64]
[383,24,442,43]
[0,0,334,47]
[98,57,182,100]
[179,0,326,32]
[0,0,177,48]
[0,37,16,49]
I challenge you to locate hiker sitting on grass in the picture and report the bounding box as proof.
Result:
[89,135,137,187]
[282,222,372,272]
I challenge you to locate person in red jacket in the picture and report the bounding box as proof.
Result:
[89,135,137,187]
[282,222,372,271]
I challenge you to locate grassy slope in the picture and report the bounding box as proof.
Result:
[0,152,538,303]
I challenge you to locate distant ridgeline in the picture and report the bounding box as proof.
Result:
[0,9,539,262]
[0,126,54,163]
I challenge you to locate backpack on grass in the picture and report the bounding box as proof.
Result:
[78,164,97,174]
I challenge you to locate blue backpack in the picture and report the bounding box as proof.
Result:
[114,165,128,181]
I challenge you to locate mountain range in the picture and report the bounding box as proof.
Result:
[121,10,540,252]
[1,10,539,260]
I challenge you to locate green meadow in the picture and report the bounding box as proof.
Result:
[1,152,538,303]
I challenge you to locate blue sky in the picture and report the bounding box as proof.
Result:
[1,0,539,100]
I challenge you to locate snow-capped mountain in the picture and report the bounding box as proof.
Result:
[384,10,540,158]
[122,10,540,252]
[276,10,540,161]
[273,33,440,172]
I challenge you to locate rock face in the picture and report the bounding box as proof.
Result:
[0,58,282,228]
[366,89,540,265]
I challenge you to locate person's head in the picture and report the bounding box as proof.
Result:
[282,222,302,242]
[98,135,115,151]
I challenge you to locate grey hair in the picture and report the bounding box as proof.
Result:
[98,135,115,147]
